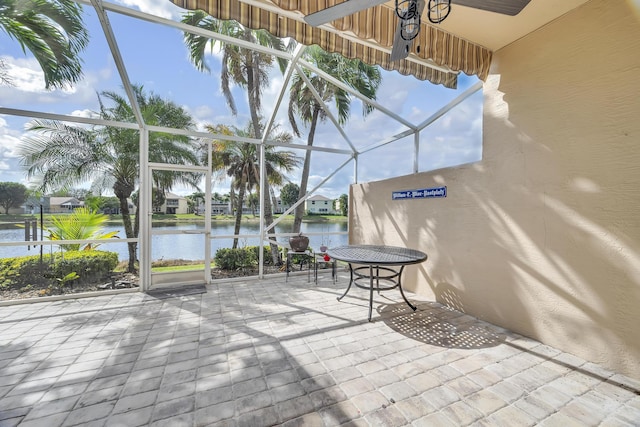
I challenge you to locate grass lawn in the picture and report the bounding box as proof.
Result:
[151,263,205,273]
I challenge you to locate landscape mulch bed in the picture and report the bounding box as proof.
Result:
[0,265,290,302]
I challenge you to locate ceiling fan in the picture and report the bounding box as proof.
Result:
[304,0,532,62]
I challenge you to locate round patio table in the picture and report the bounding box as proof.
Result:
[327,244,428,321]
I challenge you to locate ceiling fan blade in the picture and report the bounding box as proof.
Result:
[304,0,388,27]
[390,0,425,62]
[390,28,411,62]
[454,0,531,16]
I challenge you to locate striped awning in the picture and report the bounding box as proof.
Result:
[169,0,493,89]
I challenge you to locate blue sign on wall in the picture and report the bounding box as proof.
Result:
[392,186,447,200]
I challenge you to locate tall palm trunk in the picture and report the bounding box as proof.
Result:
[294,107,321,233]
[232,185,247,249]
[115,191,137,272]
[230,187,237,215]
[262,182,280,265]
[270,187,278,215]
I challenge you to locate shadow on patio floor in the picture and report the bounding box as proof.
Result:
[378,302,505,350]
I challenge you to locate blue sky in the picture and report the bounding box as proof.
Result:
[0,0,482,200]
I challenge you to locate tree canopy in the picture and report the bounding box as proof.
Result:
[338,193,348,216]
[280,182,300,208]
[19,85,201,271]
[0,181,27,214]
[206,121,300,251]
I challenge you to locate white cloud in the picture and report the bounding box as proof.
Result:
[262,73,291,128]
[70,109,100,119]
[0,117,23,158]
[1,56,48,93]
[113,0,185,20]
[189,105,217,131]
[0,134,21,159]
[0,55,110,108]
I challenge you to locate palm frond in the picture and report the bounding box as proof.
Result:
[1,0,88,89]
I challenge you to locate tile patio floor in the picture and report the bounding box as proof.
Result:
[0,271,639,426]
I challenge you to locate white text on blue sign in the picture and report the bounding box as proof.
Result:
[392,186,447,200]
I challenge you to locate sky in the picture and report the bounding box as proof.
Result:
[0,0,483,200]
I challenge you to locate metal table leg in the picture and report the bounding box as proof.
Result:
[337,263,354,301]
[368,265,374,321]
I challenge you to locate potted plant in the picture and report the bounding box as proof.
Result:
[289,232,309,252]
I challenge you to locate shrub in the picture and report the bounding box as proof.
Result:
[248,245,275,266]
[0,251,118,291]
[214,248,257,271]
[48,251,118,284]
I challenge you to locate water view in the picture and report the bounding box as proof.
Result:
[0,222,348,261]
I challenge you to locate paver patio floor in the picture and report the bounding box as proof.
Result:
[0,271,639,426]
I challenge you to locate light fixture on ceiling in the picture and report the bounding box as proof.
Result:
[395,0,422,41]
[395,0,452,31]
[426,0,452,24]
[394,0,450,56]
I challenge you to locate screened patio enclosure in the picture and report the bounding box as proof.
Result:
[3,0,639,387]
[0,0,485,293]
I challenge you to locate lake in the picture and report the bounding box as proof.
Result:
[0,221,348,261]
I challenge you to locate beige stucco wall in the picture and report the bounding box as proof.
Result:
[350,0,640,379]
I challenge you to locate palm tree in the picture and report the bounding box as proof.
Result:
[19,85,201,272]
[182,11,289,133]
[182,11,292,263]
[0,0,88,89]
[188,191,205,214]
[288,46,382,232]
[46,207,119,252]
[206,121,300,253]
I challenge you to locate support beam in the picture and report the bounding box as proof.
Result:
[139,129,151,291]
[263,44,307,141]
[77,0,293,61]
[267,155,354,231]
[297,58,417,130]
[359,128,416,155]
[0,108,139,129]
[89,0,144,127]
[416,80,483,131]
[204,138,212,284]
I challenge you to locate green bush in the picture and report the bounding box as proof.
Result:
[48,251,118,284]
[0,250,118,291]
[248,245,276,266]
[214,247,257,271]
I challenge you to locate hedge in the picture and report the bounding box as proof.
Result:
[214,245,279,271]
[0,250,119,291]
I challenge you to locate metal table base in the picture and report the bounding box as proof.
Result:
[328,245,427,321]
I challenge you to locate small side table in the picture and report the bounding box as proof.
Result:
[286,250,314,282]
[314,254,337,284]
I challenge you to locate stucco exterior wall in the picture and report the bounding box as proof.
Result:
[350,0,640,379]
